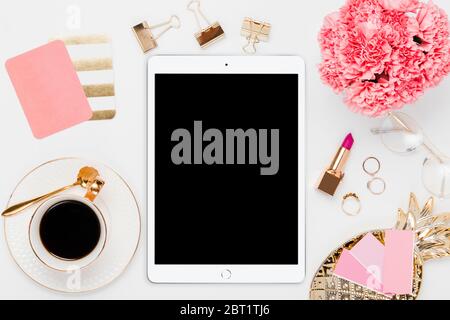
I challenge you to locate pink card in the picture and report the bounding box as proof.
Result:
[5,40,92,139]
[350,233,385,283]
[334,249,387,295]
[383,230,415,295]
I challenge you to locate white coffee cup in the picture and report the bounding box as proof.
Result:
[29,194,107,271]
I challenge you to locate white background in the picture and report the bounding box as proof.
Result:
[0,0,450,300]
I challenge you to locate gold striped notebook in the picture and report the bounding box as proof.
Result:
[52,35,116,120]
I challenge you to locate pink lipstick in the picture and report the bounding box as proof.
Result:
[317,133,354,196]
[342,133,354,150]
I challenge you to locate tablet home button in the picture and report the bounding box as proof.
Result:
[221,269,232,280]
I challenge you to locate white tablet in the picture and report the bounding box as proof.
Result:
[147,56,305,283]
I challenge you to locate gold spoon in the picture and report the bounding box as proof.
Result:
[2,167,100,217]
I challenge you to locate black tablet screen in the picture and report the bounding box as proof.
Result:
[154,74,299,265]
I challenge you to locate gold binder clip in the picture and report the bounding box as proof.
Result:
[132,15,180,53]
[241,17,271,54]
[187,0,225,48]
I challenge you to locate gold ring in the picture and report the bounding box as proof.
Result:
[363,157,381,176]
[367,177,386,195]
[341,193,361,216]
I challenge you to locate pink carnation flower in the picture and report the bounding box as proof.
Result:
[378,0,419,12]
[319,0,450,117]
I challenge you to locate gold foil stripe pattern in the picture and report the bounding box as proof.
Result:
[90,110,117,121]
[83,84,115,98]
[56,35,111,45]
[73,58,113,72]
[50,35,116,120]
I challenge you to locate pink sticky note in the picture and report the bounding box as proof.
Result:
[5,40,92,139]
[383,230,415,295]
[334,249,387,295]
[350,233,385,283]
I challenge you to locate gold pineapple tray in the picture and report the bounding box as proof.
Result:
[310,193,449,300]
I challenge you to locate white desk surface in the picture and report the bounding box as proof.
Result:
[1,0,450,300]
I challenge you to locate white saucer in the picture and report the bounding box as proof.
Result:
[4,158,141,293]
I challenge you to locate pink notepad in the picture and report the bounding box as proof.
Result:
[350,233,385,283]
[383,230,415,295]
[334,249,386,295]
[5,41,92,139]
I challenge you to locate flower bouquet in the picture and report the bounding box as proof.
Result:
[319,0,450,117]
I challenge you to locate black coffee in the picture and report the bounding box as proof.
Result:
[39,200,101,260]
